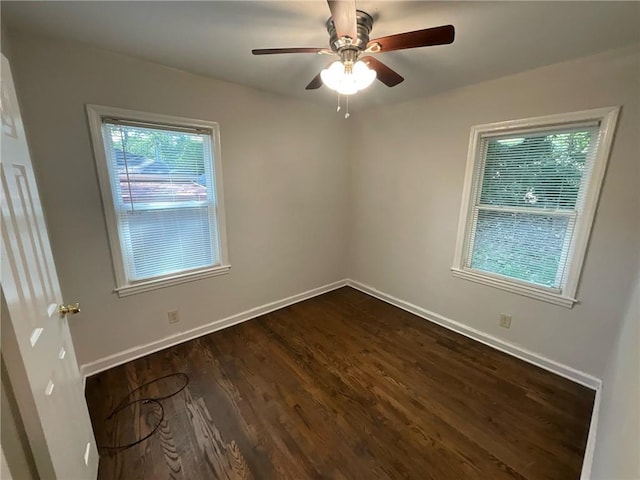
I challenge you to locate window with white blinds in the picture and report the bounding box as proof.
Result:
[87,106,229,296]
[452,107,619,307]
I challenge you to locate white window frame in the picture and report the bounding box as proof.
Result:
[452,106,619,308]
[86,105,230,297]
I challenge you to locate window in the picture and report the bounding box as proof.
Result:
[87,105,229,296]
[452,107,619,307]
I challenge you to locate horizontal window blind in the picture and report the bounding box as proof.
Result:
[469,210,575,288]
[102,120,220,282]
[122,207,217,280]
[465,126,600,289]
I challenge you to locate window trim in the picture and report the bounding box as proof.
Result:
[86,105,230,297]
[452,106,620,308]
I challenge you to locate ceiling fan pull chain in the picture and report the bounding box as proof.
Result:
[345,96,350,119]
[337,93,341,112]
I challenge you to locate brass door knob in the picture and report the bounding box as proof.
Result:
[59,303,80,316]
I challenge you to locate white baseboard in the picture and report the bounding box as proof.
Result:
[580,384,602,480]
[346,279,602,390]
[80,279,347,377]
[81,277,603,479]
[84,277,603,387]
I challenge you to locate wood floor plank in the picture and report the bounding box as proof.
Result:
[85,287,594,479]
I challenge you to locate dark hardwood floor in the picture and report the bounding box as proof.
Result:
[85,287,594,480]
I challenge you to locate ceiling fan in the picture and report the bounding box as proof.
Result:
[252,0,455,97]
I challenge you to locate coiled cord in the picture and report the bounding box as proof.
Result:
[97,372,189,452]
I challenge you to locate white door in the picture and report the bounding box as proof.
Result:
[0,54,99,479]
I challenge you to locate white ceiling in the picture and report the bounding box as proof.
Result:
[3,1,639,107]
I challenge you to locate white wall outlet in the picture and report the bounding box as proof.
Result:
[499,313,512,329]
[167,309,180,324]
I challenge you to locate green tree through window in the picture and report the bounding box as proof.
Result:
[109,126,206,175]
[469,127,597,288]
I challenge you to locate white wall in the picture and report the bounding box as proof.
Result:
[591,267,640,480]
[7,30,350,366]
[350,45,640,378]
[7,28,638,380]
[6,24,640,480]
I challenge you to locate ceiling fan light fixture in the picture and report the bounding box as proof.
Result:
[320,60,376,96]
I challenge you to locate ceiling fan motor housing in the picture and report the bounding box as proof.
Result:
[326,10,373,53]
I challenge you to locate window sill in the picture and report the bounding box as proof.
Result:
[450,267,577,308]
[115,265,231,297]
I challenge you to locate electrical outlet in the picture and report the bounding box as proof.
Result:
[499,313,512,329]
[167,309,180,324]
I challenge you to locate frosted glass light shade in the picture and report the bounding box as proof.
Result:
[320,61,345,91]
[352,61,376,90]
[320,60,377,95]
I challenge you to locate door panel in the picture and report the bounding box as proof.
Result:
[1,54,99,479]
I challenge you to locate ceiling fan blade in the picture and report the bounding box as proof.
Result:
[252,47,327,55]
[368,25,455,53]
[362,56,404,87]
[327,0,357,39]
[305,71,324,90]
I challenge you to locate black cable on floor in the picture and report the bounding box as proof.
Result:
[97,372,189,453]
